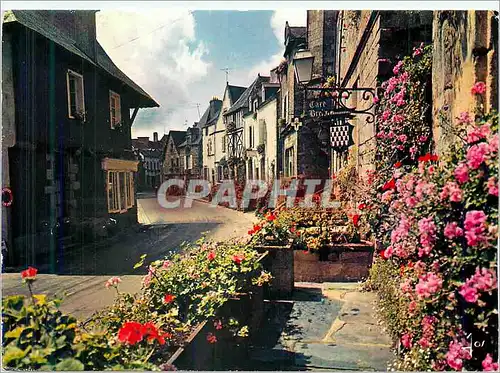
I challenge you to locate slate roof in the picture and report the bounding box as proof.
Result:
[4,10,158,108]
[225,76,269,116]
[199,99,222,128]
[168,131,187,147]
[227,85,247,103]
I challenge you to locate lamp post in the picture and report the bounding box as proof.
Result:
[293,49,314,125]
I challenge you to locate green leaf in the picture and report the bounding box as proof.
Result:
[3,345,28,365]
[133,254,147,269]
[5,326,25,339]
[55,358,84,371]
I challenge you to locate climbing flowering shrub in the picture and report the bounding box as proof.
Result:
[365,101,498,369]
[375,43,433,177]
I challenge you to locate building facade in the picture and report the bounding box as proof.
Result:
[178,123,203,180]
[335,11,433,174]
[2,10,158,267]
[163,130,187,180]
[132,132,164,191]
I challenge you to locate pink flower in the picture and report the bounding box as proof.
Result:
[418,337,431,349]
[459,284,479,303]
[162,260,171,270]
[487,177,498,196]
[454,163,469,184]
[458,112,472,125]
[440,182,463,202]
[418,217,437,256]
[396,99,406,107]
[373,96,380,104]
[405,196,418,208]
[471,81,486,95]
[401,333,412,348]
[482,354,499,371]
[381,110,391,122]
[464,210,488,247]
[412,46,422,57]
[444,222,464,239]
[398,134,408,143]
[392,114,405,123]
[409,146,418,158]
[400,278,413,294]
[466,124,491,144]
[418,135,428,143]
[446,340,472,370]
[408,300,417,314]
[105,276,122,289]
[415,272,442,299]
[466,142,490,169]
[393,61,403,75]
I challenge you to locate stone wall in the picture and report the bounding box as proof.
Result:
[338,11,433,174]
[432,10,498,154]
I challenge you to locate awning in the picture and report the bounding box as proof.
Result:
[101,158,138,172]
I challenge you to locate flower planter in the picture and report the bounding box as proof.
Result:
[253,242,294,299]
[166,286,264,370]
[294,241,374,282]
[166,254,267,370]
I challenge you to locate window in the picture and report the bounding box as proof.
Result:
[66,70,85,119]
[107,171,134,213]
[285,146,295,177]
[222,136,226,153]
[249,126,253,148]
[109,90,122,129]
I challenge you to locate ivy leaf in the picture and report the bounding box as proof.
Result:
[5,326,25,339]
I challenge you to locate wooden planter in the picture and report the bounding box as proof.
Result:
[294,241,374,283]
[166,255,267,370]
[254,242,294,299]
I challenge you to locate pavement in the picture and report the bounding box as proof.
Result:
[245,282,394,371]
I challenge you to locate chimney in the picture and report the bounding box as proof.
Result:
[153,132,159,142]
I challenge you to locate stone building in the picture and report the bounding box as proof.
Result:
[132,132,164,191]
[162,130,186,180]
[335,11,433,174]
[277,13,338,179]
[178,123,203,180]
[431,10,498,154]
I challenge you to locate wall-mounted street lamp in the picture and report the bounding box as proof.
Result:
[293,49,314,86]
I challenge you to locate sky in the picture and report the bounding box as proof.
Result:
[96,9,306,139]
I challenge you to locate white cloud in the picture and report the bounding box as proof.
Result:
[96,10,211,138]
[271,9,307,45]
[248,10,306,78]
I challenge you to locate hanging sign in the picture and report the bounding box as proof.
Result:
[330,121,354,152]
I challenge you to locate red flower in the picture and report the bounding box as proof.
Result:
[142,322,167,345]
[380,250,389,259]
[164,294,176,304]
[290,226,296,234]
[232,254,245,265]
[394,161,402,168]
[21,267,38,281]
[266,212,276,222]
[206,332,217,344]
[118,322,145,345]
[471,81,486,95]
[382,178,396,191]
[358,203,367,210]
[214,320,223,330]
[418,153,438,162]
[352,214,360,227]
[207,251,216,261]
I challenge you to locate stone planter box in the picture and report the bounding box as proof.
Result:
[254,242,294,299]
[294,241,374,283]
